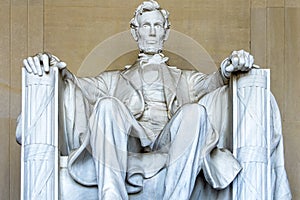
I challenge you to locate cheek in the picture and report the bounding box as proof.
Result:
[157,30,166,39]
[138,28,148,37]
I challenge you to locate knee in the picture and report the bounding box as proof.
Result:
[94,97,124,113]
[172,104,207,122]
[180,103,207,118]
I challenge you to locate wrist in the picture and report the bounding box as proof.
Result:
[220,58,231,80]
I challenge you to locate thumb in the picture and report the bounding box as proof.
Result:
[56,61,67,70]
[225,64,235,73]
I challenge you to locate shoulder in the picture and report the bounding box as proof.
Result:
[180,69,205,78]
[99,70,121,76]
[96,70,121,80]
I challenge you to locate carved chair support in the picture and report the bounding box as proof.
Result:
[21,67,60,199]
[231,69,271,200]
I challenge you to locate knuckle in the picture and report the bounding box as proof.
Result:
[28,58,34,64]
[41,54,48,60]
[33,56,39,61]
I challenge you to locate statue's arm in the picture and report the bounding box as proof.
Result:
[188,50,255,101]
[23,52,111,105]
[187,69,225,101]
[68,73,111,105]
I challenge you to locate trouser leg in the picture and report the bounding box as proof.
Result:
[89,97,150,200]
[157,104,216,200]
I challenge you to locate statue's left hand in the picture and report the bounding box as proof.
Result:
[221,50,256,78]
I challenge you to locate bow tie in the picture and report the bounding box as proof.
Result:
[138,53,169,66]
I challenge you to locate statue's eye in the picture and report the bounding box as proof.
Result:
[155,24,162,29]
[142,24,150,28]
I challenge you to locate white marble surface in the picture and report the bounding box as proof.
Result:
[18,1,291,199]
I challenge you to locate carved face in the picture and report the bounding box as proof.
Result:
[135,10,168,54]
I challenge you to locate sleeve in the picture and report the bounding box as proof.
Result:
[64,70,114,106]
[60,70,118,152]
[187,69,227,102]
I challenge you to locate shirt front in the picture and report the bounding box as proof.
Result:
[138,63,169,142]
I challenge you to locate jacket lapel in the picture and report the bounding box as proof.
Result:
[161,64,182,118]
[121,62,143,91]
[116,61,183,119]
[114,62,145,119]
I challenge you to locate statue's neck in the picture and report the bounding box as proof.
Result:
[138,53,168,66]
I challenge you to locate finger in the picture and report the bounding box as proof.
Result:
[225,64,235,72]
[33,56,43,76]
[41,54,50,72]
[231,56,239,67]
[23,59,33,73]
[56,62,67,69]
[238,49,245,55]
[249,55,254,67]
[245,52,250,66]
[229,51,237,61]
[239,55,245,67]
[244,51,249,57]
[244,53,250,68]
[253,64,260,69]
[232,50,238,56]
[27,57,38,74]
[241,65,251,72]
[244,54,253,71]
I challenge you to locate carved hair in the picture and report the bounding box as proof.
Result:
[130,0,170,30]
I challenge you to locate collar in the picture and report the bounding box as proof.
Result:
[138,53,169,66]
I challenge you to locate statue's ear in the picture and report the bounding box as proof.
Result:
[131,28,139,41]
[164,29,170,41]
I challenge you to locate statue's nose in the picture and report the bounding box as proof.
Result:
[149,26,156,36]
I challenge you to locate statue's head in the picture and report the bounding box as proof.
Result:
[130,0,170,54]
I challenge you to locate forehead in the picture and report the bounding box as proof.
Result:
[137,10,165,25]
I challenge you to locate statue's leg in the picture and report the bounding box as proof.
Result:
[89,97,149,200]
[157,103,215,200]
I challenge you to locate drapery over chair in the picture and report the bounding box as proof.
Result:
[19,67,291,200]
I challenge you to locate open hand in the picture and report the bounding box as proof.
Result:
[23,52,66,76]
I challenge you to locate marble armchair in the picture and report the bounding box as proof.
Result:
[19,66,290,199]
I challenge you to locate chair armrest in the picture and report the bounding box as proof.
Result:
[231,68,271,200]
[21,66,61,200]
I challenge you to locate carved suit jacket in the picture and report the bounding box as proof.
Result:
[73,61,226,119]
[64,60,228,186]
